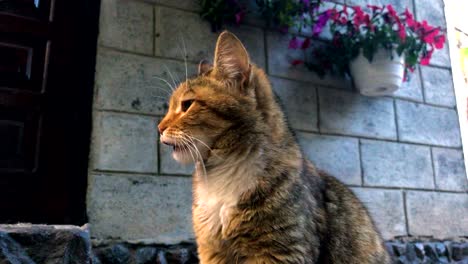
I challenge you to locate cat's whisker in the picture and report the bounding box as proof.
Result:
[180,135,208,182]
[149,85,172,96]
[152,75,176,92]
[180,34,189,83]
[178,135,208,183]
[163,64,179,90]
[185,134,223,161]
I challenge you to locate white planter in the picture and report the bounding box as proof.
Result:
[349,48,405,96]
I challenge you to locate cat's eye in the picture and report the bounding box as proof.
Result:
[181,99,194,112]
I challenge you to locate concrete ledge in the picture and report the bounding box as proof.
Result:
[0,224,92,264]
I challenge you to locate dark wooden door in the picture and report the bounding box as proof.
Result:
[0,0,100,224]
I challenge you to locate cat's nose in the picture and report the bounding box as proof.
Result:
[158,123,167,134]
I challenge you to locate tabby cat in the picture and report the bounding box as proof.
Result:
[158,31,390,264]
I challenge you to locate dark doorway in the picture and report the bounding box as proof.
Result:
[0,0,100,224]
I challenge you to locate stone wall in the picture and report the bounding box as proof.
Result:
[87,0,468,245]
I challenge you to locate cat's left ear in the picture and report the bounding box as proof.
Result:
[213,31,251,89]
[198,59,213,76]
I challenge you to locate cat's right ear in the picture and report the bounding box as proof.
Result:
[198,59,213,76]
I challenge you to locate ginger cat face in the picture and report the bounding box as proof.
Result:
[158,32,256,164]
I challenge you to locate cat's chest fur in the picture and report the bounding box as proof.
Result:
[193,158,259,237]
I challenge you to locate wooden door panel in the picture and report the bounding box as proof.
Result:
[0,108,40,172]
[0,0,51,21]
[0,0,99,224]
[0,38,48,92]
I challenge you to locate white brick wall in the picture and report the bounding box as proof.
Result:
[87,0,468,243]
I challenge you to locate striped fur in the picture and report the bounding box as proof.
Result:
[158,31,390,264]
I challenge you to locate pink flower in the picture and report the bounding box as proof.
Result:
[404,8,415,28]
[387,5,397,19]
[313,10,331,36]
[288,37,300,49]
[398,22,406,42]
[420,49,434,65]
[301,38,311,50]
[367,5,382,11]
[434,35,445,49]
[423,28,440,44]
[353,6,365,25]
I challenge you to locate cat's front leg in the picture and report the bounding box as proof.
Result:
[219,204,239,239]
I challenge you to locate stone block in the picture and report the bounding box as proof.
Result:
[421,66,455,107]
[270,77,318,132]
[396,100,461,147]
[99,0,153,54]
[406,191,468,238]
[92,112,158,173]
[392,67,423,102]
[0,224,92,264]
[319,88,397,140]
[95,48,196,115]
[414,0,446,29]
[351,188,407,239]
[160,141,194,175]
[361,140,434,188]
[266,31,352,90]
[297,133,361,185]
[429,45,451,68]
[346,0,413,13]
[87,173,193,243]
[156,8,265,68]
[432,147,468,192]
[149,0,200,12]
[156,6,214,62]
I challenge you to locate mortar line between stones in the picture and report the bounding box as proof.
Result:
[345,184,467,194]
[316,86,321,132]
[93,169,192,178]
[429,147,438,190]
[393,99,400,141]
[419,66,427,103]
[153,5,156,56]
[267,73,456,111]
[157,118,161,175]
[358,139,364,186]
[95,108,164,118]
[402,190,410,236]
[294,129,463,150]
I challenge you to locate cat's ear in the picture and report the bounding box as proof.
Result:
[213,31,251,88]
[198,59,213,76]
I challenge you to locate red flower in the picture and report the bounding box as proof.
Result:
[367,5,382,11]
[398,22,406,42]
[434,35,445,49]
[288,37,300,49]
[291,59,304,66]
[340,17,348,24]
[420,49,434,65]
[301,38,311,50]
[353,6,367,26]
[404,8,416,28]
[423,28,440,44]
[387,5,397,19]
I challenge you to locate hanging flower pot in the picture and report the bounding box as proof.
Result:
[349,48,405,96]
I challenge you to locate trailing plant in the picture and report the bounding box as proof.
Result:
[199,0,322,33]
[290,4,446,80]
